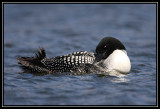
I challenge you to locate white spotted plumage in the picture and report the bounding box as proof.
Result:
[40,51,95,72]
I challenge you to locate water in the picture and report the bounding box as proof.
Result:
[3,4,157,106]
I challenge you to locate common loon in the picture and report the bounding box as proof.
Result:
[17,37,131,75]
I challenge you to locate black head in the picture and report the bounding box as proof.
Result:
[95,37,126,62]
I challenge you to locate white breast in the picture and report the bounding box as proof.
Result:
[104,50,131,73]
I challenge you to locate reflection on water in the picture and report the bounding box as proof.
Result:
[111,77,130,83]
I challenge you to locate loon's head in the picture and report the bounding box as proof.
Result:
[94,37,131,73]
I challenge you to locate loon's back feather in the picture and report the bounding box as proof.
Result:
[41,51,95,72]
[18,48,95,73]
[35,47,46,59]
[17,47,51,73]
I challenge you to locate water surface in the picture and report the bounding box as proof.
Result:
[4,4,157,105]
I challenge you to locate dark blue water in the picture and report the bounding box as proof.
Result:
[4,4,157,105]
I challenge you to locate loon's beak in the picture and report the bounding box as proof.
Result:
[93,53,104,64]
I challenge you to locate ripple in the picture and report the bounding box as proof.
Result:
[4,43,14,48]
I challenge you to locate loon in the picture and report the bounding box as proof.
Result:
[17,37,131,75]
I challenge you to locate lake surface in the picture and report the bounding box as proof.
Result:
[3,4,157,106]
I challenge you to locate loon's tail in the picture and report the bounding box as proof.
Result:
[17,47,51,73]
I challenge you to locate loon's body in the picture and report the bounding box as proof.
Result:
[17,37,131,75]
